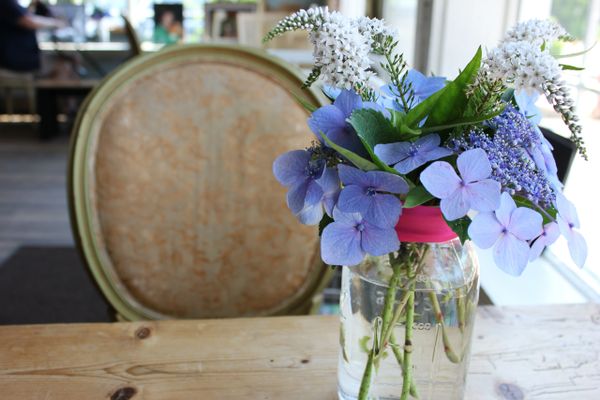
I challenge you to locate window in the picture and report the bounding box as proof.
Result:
[537,0,600,300]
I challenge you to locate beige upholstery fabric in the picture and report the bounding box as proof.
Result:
[80,50,324,319]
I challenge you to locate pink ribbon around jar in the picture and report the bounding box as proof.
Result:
[395,206,458,243]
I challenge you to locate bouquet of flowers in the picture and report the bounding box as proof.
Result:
[265,8,588,400]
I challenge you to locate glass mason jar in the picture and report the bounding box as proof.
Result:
[337,207,480,400]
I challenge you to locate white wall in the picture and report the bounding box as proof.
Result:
[427,0,520,77]
[338,0,367,17]
[517,0,552,21]
[382,0,418,66]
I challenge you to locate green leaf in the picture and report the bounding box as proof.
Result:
[390,110,405,127]
[291,92,318,113]
[423,47,482,129]
[445,216,471,244]
[348,109,409,174]
[559,63,584,71]
[513,195,557,224]
[359,335,371,353]
[404,86,448,127]
[419,105,506,133]
[396,120,422,137]
[403,186,434,208]
[318,214,334,236]
[348,108,400,147]
[320,133,378,171]
[501,88,515,103]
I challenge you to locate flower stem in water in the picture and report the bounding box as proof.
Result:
[428,291,460,363]
[358,347,376,400]
[400,283,416,400]
[358,260,403,400]
[390,332,419,398]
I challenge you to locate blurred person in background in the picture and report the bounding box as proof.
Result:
[153,9,182,44]
[29,0,53,18]
[0,0,64,72]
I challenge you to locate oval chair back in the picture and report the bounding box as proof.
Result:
[69,45,328,320]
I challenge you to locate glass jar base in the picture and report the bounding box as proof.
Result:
[338,387,401,400]
[337,386,355,400]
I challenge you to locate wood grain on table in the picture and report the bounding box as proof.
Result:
[0,304,598,399]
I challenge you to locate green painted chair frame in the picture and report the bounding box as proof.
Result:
[68,44,332,321]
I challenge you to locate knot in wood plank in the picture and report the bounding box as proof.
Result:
[497,383,524,400]
[135,327,151,340]
[111,386,137,400]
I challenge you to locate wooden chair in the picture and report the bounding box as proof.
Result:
[122,15,143,58]
[0,69,36,115]
[68,45,330,321]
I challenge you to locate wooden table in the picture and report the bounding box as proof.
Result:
[0,304,598,399]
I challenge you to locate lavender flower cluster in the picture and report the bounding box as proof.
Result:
[449,105,556,206]
[482,19,586,158]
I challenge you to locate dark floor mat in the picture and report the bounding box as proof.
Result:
[0,246,114,324]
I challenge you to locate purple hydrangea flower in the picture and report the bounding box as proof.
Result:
[321,207,400,266]
[381,69,446,110]
[308,89,389,155]
[530,128,561,189]
[449,104,557,205]
[337,164,409,227]
[322,85,341,100]
[273,149,331,225]
[320,167,341,217]
[420,149,501,221]
[529,222,560,261]
[468,192,543,276]
[514,90,542,125]
[555,194,587,267]
[514,92,562,189]
[374,134,453,174]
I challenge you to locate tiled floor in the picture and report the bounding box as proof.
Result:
[0,125,73,263]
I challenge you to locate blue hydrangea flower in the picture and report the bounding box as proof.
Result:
[337,164,409,227]
[320,207,400,266]
[514,90,542,125]
[381,69,446,110]
[555,194,587,267]
[308,89,389,155]
[420,149,501,221]
[530,129,560,187]
[468,192,543,276]
[529,222,560,261]
[449,105,557,205]
[322,85,341,100]
[273,149,328,225]
[319,167,341,217]
[514,92,562,189]
[374,134,453,174]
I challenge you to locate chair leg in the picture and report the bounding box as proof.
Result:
[26,81,36,115]
[5,87,13,115]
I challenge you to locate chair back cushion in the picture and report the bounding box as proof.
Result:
[69,45,327,320]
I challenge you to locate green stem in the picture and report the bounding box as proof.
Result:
[400,283,416,400]
[382,48,411,111]
[428,291,460,363]
[456,289,465,334]
[379,247,426,350]
[390,333,419,399]
[358,347,376,400]
[380,259,404,342]
[379,287,411,352]
[358,258,403,400]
